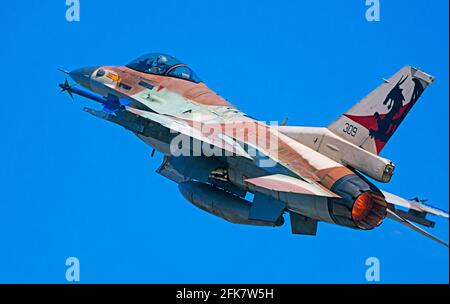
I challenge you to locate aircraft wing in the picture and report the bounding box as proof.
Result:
[99,107,341,198]
[127,107,252,159]
[129,108,346,202]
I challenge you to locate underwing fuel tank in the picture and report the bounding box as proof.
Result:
[178,181,285,227]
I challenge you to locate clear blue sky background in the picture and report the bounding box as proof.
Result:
[0,0,448,283]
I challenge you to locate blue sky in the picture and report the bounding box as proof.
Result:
[0,0,448,283]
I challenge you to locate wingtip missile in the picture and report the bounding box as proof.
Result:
[58,78,74,100]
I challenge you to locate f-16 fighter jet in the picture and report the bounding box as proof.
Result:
[59,53,448,247]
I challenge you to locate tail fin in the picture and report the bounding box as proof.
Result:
[328,66,434,154]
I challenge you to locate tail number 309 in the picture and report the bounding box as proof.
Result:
[343,123,358,137]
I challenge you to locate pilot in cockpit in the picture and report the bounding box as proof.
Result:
[149,55,169,75]
[126,53,202,83]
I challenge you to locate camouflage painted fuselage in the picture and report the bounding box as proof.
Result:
[63,54,448,246]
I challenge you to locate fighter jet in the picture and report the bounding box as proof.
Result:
[59,53,449,247]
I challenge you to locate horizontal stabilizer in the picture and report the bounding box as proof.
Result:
[387,209,448,248]
[382,190,449,219]
[245,174,339,198]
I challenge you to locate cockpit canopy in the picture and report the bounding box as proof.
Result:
[126,53,202,83]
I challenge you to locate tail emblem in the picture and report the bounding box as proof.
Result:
[345,75,425,152]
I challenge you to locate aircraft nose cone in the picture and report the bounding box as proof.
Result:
[69,66,98,89]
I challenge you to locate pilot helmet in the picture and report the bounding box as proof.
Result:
[157,55,168,65]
